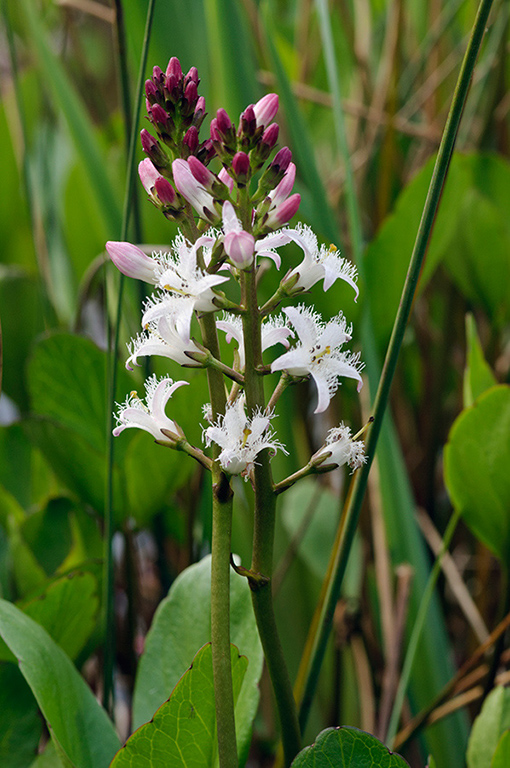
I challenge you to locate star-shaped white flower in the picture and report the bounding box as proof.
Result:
[113,375,188,441]
[271,305,363,413]
[281,224,359,298]
[216,312,293,370]
[203,398,287,478]
[312,424,367,471]
[142,233,229,326]
[126,300,205,370]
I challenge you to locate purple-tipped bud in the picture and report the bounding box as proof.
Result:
[216,108,232,135]
[253,93,279,127]
[183,126,199,153]
[240,105,256,136]
[166,56,183,80]
[210,118,220,142]
[140,129,158,154]
[188,156,215,188]
[232,151,250,179]
[270,162,296,207]
[218,168,234,193]
[106,241,158,284]
[165,73,180,96]
[151,104,168,126]
[155,177,177,206]
[262,123,279,148]
[152,65,163,81]
[271,147,292,173]
[145,80,157,99]
[185,66,199,85]
[269,193,301,227]
[195,96,206,118]
[184,80,198,104]
[145,98,152,114]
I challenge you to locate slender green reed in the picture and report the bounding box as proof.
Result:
[103,0,157,715]
[298,0,495,732]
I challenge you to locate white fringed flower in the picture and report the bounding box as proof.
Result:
[216,312,293,370]
[203,398,287,478]
[271,305,363,413]
[126,301,205,369]
[281,223,359,298]
[312,424,367,471]
[113,375,188,441]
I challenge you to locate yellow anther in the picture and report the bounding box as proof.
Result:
[241,427,252,447]
[329,244,337,253]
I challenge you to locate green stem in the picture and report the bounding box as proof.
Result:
[200,312,238,768]
[298,0,494,731]
[103,0,157,715]
[241,269,301,766]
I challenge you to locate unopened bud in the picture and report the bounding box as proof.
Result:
[232,151,250,182]
[166,56,183,80]
[183,126,199,153]
[216,108,232,136]
[262,123,279,148]
[188,156,215,189]
[151,104,169,127]
[253,93,279,128]
[155,176,176,205]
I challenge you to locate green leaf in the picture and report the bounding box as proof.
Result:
[463,314,497,408]
[467,687,510,768]
[0,664,41,768]
[112,643,247,768]
[0,600,120,768]
[492,731,510,768]
[290,727,410,767]
[28,739,66,768]
[444,386,510,562]
[133,555,263,766]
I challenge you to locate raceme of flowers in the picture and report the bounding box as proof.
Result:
[108,56,366,482]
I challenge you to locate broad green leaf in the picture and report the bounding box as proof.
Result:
[29,740,65,768]
[112,643,246,768]
[27,333,129,456]
[467,687,510,768]
[492,731,510,768]
[290,726,409,767]
[133,555,263,766]
[444,386,510,562]
[0,423,51,513]
[16,0,122,237]
[22,498,73,575]
[0,664,41,768]
[0,600,119,768]
[463,314,497,408]
[24,417,124,517]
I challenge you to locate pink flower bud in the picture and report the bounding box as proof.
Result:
[151,104,168,126]
[253,93,279,127]
[271,147,292,173]
[166,57,183,80]
[240,105,256,135]
[152,66,163,81]
[172,159,218,222]
[188,156,215,189]
[183,126,199,153]
[270,163,296,207]
[269,193,301,227]
[262,123,279,148]
[145,80,157,99]
[106,241,158,283]
[184,80,198,104]
[216,108,232,135]
[138,158,159,194]
[218,168,234,193]
[140,129,158,154]
[185,66,199,85]
[195,96,206,118]
[232,152,250,178]
[224,230,255,269]
[210,118,220,142]
[155,177,176,205]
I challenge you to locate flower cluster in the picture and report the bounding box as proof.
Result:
[109,56,366,483]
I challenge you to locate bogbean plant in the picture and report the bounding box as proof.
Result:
[107,57,368,767]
